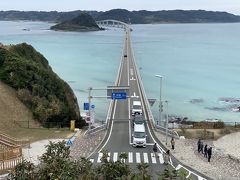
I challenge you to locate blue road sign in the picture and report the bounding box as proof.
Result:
[91,104,95,109]
[67,139,73,146]
[84,103,89,110]
[112,92,127,100]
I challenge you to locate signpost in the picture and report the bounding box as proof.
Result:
[84,103,89,110]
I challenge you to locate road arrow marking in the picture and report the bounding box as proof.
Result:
[131,92,139,98]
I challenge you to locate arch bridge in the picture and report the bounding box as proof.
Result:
[96,19,129,29]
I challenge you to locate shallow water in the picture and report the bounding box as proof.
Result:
[1,21,239,123]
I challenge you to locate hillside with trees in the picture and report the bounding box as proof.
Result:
[0,43,84,128]
[51,13,102,31]
[0,9,240,24]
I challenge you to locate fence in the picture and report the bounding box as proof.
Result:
[0,132,30,147]
[0,148,22,161]
[14,120,71,129]
[0,157,22,171]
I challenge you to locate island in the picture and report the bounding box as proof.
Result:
[50,13,102,32]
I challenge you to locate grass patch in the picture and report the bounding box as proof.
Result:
[2,127,74,142]
[176,127,240,140]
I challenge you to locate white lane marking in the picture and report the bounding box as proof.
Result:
[143,153,149,163]
[131,92,139,98]
[136,152,141,163]
[158,153,164,164]
[129,120,132,145]
[98,115,114,153]
[97,153,103,163]
[130,77,136,81]
[176,164,182,170]
[151,153,157,164]
[130,68,133,76]
[113,152,118,162]
[121,152,126,163]
[89,159,94,163]
[127,51,130,86]
[128,152,133,163]
[128,87,131,121]
[107,152,110,162]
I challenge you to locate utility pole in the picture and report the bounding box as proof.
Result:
[165,100,169,145]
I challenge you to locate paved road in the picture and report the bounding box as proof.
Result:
[88,26,209,180]
[89,27,166,178]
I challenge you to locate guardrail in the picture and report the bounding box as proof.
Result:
[86,28,127,135]
[130,35,179,139]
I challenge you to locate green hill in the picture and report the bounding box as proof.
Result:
[0,43,85,127]
[96,9,240,23]
[1,9,240,24]
[51,13,101,31]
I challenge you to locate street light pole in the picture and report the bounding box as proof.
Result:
[155,75,163,126]
[88,87,92,131]
[165,100,169,145]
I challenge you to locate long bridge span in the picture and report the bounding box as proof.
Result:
[81,20,209,180]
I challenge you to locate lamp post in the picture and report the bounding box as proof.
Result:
[155,75,163,126]
[165,100,169,145]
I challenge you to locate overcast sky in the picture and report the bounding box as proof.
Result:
[1,0,240,15]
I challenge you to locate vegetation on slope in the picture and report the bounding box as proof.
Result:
[0,43,84,127]
[96,9,240,23]
[0,9,240,24]
[51,13,102,31]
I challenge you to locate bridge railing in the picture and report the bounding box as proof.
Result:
[86,28,127,135]
[96,20,128,29]
[129,34,179,139]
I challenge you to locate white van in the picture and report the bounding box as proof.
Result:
[132,124,147,147]
[132,101,142,116]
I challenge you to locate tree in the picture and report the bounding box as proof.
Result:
[37,140,78,179]
[8,160,36,180]
[157,165,178,180]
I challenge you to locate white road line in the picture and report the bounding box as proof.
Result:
[127,50,130,87]
[158,153,164,164]
[89,159,94,163]
[129,120,132,145]
[98,115,114,153]
[146,143,154,146]
[97,153,103,163]
[151,153,157,164]
[136,152,141,163]
[113,152,118,162]
[107,152,110,162]
[121,152,126,163]
[175,164,182,170]
[143,153,149,163]
[130,68,133,76]
[128,152,133,163]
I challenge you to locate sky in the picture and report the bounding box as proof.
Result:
[1,0,240,15]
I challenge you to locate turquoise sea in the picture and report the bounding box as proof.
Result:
[0,21,240,123]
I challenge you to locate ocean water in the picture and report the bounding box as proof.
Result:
[0,21,240,123]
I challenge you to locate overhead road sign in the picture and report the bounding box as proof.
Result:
[107,86,129,99]
[112,92,127,100]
